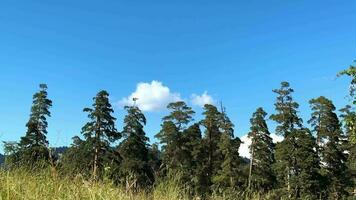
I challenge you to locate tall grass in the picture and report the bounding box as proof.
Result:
[0,169,146,200]
[0,169,280,200]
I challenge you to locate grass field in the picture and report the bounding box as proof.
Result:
[0,168,279,200]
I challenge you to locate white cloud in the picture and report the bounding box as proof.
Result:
[191,91,215,107]
[239,133,283,159]
[119,81,182,112]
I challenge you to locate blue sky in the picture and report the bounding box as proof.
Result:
[0,1,355,154]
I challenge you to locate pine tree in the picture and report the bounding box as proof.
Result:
[270,82,302,194]
[247,107,275,192]
[213,134,241,192]
[81,90,120,180]
[212,105,242,193]
[200,104,223,189]
[156,101,195,176]
[156,121,180,172]
[271,82,321,198]
[180,123,204,195]
[119,105,153,191]
[184,123,211,199]
[18,84,52,165]
[218,105,234,138]
[273,128,321,199]
[176,123,212,197]
[309,96,350,199]
[162,101,195,130]
[270,82,302,137]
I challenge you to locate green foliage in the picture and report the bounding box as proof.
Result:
[340,105,356,145]
[59,136,94,177]
[156,101,195,172]
[340,105,356,194]
[147,143,162,178]
[213,133,242,191]
[270,82,303,137]
[81,90,120,142]
[62,90,120,181]
[5,84,52,167]
[21,84,52,146]
[212,106,243,193]
[155,121,181,173]
[118,105,153,190]
[156,101,203,195]
[162,101,195,130]
[200,104,223,185]
[271,82,322,199]
[309,96,351,199]
[274,129,321,199]
[248,107,275,192]
[178,124,212,198]
[338,61,356,104]
[180,123,206,195]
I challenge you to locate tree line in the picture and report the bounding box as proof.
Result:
[2,62,355,199]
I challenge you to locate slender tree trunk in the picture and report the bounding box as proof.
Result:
[248,145,254,190]
[208,122,213,179]
[93,119,100,181]
[93,145,98,180]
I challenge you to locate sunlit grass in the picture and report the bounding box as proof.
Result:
[0,169,148,200]
[0,169,283,200]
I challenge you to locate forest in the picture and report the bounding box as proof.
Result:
[0,63,355,200]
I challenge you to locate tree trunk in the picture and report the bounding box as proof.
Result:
[248,146,254,190]
[93,119,100,181]
[93,145,98,180]
[93,119,100,180]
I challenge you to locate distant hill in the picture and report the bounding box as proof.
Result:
[0,147,68,167]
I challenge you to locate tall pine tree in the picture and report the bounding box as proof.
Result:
[81,90,120,180]
[183,123,209,197]
[271,82,320,199]
[212,106,242,193]
[162,101,195,130]
[270,82,302,195]
[270,82,302,136]
[200,104,223,190]
[155,101,195,176]
[119,105,153,191]
[18,84,52,165]
[247,107,275,192]
[309,96,350,199]
[274,128,321,199]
